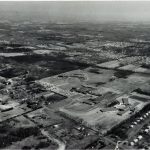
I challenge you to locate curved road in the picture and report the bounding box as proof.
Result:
[41,129,66,150]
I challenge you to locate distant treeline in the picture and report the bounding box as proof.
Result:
[0,43,32,53]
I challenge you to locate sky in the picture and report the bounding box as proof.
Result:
[0,1,150,23]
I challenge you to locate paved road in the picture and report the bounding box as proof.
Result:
[128,116,150,140]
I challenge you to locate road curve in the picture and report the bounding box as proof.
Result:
[41,129,66,150]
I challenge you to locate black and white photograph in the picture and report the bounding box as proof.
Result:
[0,1,150,149]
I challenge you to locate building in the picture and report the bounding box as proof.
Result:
[122,97,129,105]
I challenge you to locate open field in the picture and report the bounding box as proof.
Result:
[59,95,146,134]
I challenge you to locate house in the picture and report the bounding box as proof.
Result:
[130,125,134,128]
[144,129,149,133]
[130,142,135,146]
[137,119,141,122]
[133,122,137,125]
[137,135,143,140]
[133,139,138,143]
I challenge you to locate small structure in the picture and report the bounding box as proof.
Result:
[130,142,135,146]
[114,104,126,110]
[133,139,138,143]
[140,117,144,120]
[100,107,116,112]
[7,79,13,84]
[109,76,116,81]
[0,104,13,112]
[77,126,81,130]
[117,107,129,116]
[122,97,129,105]
[147,126,150,129]
[146,113,149,116]
[130,102,139,112]
[133,122,137,125]
[137,135,143,140]
[54,124,59,128]
[130,125,134,128]
[144,129,149,133]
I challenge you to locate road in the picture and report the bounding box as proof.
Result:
[41,129,66,150]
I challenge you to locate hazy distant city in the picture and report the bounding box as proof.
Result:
[0,1,150,150]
